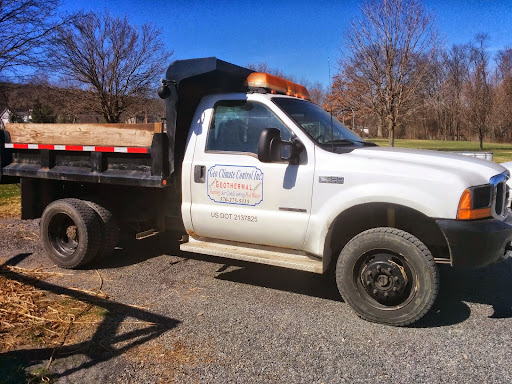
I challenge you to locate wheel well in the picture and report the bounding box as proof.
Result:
[324,203,449,270]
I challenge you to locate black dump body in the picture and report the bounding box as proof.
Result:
[0,57,254,188]
[161,57,254,175]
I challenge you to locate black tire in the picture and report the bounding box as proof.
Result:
[84,200,119,258]
[40,198,102,268]
[336,227,439,326]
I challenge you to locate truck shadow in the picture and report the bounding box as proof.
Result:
[91,234,512,328]
[0,253,180,383]
[90,232,184,269]
[414,259,512,327]
[193,253,512,328]
[216,262,342,301]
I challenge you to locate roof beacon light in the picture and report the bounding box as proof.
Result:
[245,72,310,100]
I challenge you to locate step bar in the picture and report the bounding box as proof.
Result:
[180,236,323,273]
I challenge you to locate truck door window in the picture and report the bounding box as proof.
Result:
[206,100,291,154]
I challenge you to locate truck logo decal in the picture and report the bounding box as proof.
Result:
[207,165,263,206]
[319,176,344,184]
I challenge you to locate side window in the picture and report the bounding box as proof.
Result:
[206,100,291,154]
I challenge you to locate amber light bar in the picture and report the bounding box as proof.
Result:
[245,72,310,100]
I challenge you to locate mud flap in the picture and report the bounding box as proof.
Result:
[0,129,17,184]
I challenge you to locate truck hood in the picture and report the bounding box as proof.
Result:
[351,146,507,186]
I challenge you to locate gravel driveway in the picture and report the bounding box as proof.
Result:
[1,218,512,383]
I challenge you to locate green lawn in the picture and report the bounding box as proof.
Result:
[368,139,512,163]
[0,184,20,200]
[0,184,21,218]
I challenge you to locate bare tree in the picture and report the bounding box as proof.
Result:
[442,45,470,140]
[247,62,296,82]
[336,0,437,146]
[465,34,492,149]
[327,63,386,136]
[492,48,512,142]
[50,12,173,123]
[0,0,69,77]
[306,81,327,105]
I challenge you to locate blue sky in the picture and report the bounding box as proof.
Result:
[61,0,512,86]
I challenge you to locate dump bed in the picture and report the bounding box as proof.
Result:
[0,122,169,187]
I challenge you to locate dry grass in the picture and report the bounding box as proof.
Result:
[0,197,20,218]
[0,265,106,354]
[124,339,212,383]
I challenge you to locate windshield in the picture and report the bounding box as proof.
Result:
[272,97,369,147]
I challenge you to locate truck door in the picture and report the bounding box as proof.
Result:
[189,98,314,250]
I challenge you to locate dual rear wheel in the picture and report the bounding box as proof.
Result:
[40,198,119,268]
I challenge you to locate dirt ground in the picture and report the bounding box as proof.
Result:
[0,219,190,383]
[1,216,512,383]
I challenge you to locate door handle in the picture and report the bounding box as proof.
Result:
[194,165,206,183]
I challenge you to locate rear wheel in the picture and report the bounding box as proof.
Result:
[84,200,119,258]
[336,227,439,326]
[40,198,101,268]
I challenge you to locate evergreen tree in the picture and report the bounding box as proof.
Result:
[31,99,56,123]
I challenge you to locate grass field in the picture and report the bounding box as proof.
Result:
[368,139,512,163]
[0,139,511,217]
[0,184,20,218]
[0,184,20,200]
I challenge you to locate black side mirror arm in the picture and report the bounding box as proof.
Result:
[288,137,304,165]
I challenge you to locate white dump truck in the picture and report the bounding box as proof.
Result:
[1,57,511,326]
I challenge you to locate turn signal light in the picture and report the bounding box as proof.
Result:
[457,188,491,220]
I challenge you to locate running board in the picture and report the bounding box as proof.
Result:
[180,237,323,273]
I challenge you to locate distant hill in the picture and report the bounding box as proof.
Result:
[0,82,165,125]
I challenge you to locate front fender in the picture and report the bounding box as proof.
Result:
[303,182,462,257]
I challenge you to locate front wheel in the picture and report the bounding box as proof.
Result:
[336,228,439,326]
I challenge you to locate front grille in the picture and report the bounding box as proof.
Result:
[490,171,509,219]
[473,185,492,208]
[496,182,504,216]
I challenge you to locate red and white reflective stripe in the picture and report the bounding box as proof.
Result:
[4,143,149,154]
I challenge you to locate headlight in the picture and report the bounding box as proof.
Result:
[457,185,492,220]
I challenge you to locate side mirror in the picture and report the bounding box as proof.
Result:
[257,128,303,164]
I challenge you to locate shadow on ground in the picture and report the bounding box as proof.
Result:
[89,232,182,269]
[212,257,512,328]
[118,234,512,328]
[0,253,180,383]
[414,259,512,327]
[94,233,512,328]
